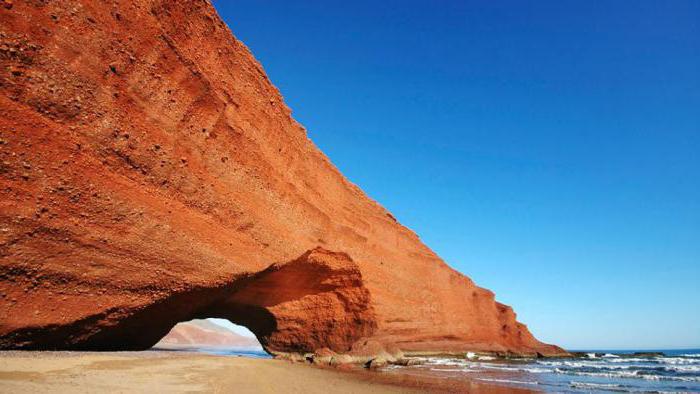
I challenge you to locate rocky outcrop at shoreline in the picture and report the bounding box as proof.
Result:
[0,0,566,360]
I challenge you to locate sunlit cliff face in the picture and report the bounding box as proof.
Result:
[0,0,563,358]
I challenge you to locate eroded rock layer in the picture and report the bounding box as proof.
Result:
[0,0,565,357]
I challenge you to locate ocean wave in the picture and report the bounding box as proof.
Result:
[659,357,700,365]
[655,391,698,394]
[422,358,464,366]
[391,350,700,394]
[664,364,700,373]
[478,364,550,373]
[424,361,551,375]
[554,368,700,382]
[476,378,538,385]
[428,367,476,373]
[570,381,624,390]
[537,360,645,369]
[607,357,652,363]
[461,353,497,361]
[542,357,700,369]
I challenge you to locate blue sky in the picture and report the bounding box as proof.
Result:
[211,1,700,350]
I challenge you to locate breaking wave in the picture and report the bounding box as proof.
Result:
[477,377,538,385]
[391,350,700,393]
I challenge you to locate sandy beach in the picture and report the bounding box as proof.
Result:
[0,351,533,393]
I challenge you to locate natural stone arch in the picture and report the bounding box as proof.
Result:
[1,248,377,355]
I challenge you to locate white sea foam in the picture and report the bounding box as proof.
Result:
[570,381,622,389]
[407,353,700,390]
[478,364,550,373]
[523,368,550,374]
[474,364,548,373]
[665,364,700,373]
[660,357,700,365]
[538,360,631,369]
[476,378,538,385]
[543,360,700,373]
[428,367,475,373]
[536,360,567,366]
[656,391,692,394]
[422,358,464,366]
[607,357,649,363]
[555,368,700,382]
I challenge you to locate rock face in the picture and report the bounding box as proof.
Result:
[0,0,565,358]
[156,319,261,349]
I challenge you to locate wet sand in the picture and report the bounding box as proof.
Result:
[0,351,535,393]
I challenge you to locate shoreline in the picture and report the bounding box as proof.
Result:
[0,350,535,393]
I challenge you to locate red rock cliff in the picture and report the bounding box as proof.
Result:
[0,0,564,358]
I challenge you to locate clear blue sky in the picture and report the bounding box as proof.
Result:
[211,1,700,350]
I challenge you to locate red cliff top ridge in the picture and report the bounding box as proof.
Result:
[0,0,566,360]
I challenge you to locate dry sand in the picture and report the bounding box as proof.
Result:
[0,351,535,393]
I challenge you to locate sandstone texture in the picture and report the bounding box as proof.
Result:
[0,0,565,358]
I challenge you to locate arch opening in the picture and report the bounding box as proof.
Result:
[154,318,267,357]
[144,248,378,356]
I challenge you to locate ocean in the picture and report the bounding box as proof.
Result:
[179,346,700,392]
[198,348,272,359]
[384,349,700,393]
[154,345,272,359]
